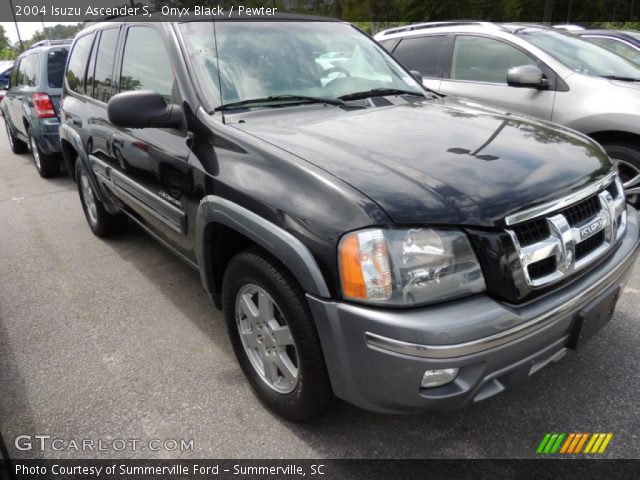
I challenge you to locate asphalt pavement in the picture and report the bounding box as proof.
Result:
[1,119,639,459]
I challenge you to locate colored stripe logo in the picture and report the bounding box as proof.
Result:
[537,433,613,454]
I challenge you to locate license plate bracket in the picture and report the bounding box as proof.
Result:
[568,286,620,350]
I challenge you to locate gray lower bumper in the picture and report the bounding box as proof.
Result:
[307,208,639,414]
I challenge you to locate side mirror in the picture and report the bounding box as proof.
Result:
[507,65,549,89]
[410,70,423,82]
[108,90,184,129]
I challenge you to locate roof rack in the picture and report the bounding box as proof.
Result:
[29,39,72,49]
[378,21,501,37]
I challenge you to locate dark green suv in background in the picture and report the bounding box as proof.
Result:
[2,39,70,178]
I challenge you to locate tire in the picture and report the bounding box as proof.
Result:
[28,128,60,178]
[603,143,640,206]
[222,249,333,422]
[4,119,28,154]
[76,161,127,237]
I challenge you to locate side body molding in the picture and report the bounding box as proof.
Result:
[195,196,331,299]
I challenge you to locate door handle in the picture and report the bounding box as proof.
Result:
[72,119,82,127]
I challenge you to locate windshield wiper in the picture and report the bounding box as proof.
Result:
[598,75,640,82]
[339,88,426,101]
[214,94,345,111]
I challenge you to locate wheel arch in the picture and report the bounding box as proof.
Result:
[588,130,640,149]
[196,196,331,309]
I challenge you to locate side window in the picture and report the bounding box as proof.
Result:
[11,59,22,87]
[377,39,397,53]
[392,35,446,77]
[23,54,39,87]
[451,36,537,83]
[120,26,175,102]
[47,48,68,88]
[93,28,119,102]
[85,32,99,97]
[66,33,95,95]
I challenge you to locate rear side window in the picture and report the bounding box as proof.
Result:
[66,33,95,94]
[584,37,640,63]
[120,26,174,102]
[92,28,119,102]
[392,35,446,77]
[11,60,21,86]
[47,49,68,88]
[451,35,537,83]
[19,54,39,87]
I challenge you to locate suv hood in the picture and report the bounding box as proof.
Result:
[231,96,612,226]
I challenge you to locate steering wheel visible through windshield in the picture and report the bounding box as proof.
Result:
[178,21,424,110]
[522,30,640,79]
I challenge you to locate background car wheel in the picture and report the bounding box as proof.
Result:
[604,143,640,206]
[222,249,333,422]
[76,161,127,237]
[4,120,28,154]
[28,128,59,178]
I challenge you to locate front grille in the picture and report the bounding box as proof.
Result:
[512,219,550,247]
[559,194,600,226]
[505,173,626,290]
[528,257,557,280]
[575,230,605,260]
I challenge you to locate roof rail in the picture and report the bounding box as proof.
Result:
[29,39,72,49]
[378,21,501,37]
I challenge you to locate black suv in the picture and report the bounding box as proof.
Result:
[61,19,639,421]
[2,40,69,177]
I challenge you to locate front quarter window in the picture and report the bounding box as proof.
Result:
[178,21,423,110]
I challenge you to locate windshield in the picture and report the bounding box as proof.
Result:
[179,21,423,109]
[522,30,640,78]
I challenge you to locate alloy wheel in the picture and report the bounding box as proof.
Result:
[79,170,99,226]
[612,158,640,204]
[235,284,299,394]
[29,135,41,170]
[5,122,14,150]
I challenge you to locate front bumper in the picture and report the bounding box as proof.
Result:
[308,207,639,414]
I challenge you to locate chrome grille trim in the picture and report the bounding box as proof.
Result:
[506,174,627,289]
[504,171,617,226]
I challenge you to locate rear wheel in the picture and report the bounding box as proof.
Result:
[603,143,640,206]
[4,119,28,154]
[28,128,59,178]
[222,249,333,421]
[76,161,127,237]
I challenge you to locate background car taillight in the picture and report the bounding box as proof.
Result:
[32,93,56,118]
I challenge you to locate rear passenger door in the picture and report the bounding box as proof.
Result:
[438,35,556,120]
[389,35,448,92]
[106,25,192,256]
[7,54,38,136]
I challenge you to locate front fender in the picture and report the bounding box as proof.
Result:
[195,196,330,299]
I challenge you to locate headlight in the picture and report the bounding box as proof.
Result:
[338,228,486,306]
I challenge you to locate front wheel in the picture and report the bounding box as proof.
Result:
[604,143,640,206]
[222,249,333,421]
